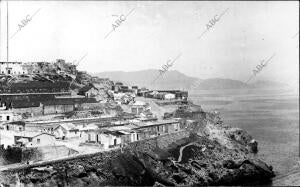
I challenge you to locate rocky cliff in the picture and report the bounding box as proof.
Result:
[0,111,274,186]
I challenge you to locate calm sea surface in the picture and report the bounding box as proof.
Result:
[190,88,299,182]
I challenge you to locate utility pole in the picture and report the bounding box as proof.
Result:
[0,0,2,61]
[6,0,8,62]
[0,0,1,146]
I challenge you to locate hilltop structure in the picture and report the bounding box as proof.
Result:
[0,62,23,75]
[0,59,77,75]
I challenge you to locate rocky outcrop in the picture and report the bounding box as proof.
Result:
[205,119,259,154]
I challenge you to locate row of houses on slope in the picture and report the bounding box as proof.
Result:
[0,117,185,149]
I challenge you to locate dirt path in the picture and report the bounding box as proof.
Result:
[177,142,198,162]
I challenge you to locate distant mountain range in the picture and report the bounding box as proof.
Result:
[92,69,289,90]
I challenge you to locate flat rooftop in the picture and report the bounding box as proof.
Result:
[0,62,22,64]
[133,119,180,129]
[25,115,116,124]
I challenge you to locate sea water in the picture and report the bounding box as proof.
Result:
[190,88,299,184]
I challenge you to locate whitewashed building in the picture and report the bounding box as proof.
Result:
[97,131,123,149]
[1,121,25,132]
[131,101,148,115]
[0,62,23,74]
[0,110,21,123]
[15,132,56,147]
[53,123,79,139]
[164,93,176,100]
[81,125,138,149]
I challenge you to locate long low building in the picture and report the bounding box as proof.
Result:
[14,132,56,147]
[0,92,99,116]
[154,90,188,100]
[132,119,181,139]
[80,119,183,149]
[81,124,139,149]
[24,116,133,137]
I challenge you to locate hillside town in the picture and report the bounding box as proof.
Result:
[0,60,193,163]
[1,1,291,185]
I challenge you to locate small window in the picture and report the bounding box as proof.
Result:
[37,139,40,143]
[6,116,10,121]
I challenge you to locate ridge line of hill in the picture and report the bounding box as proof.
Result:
[92,69,290,90]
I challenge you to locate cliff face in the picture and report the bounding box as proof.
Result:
[0,112,274,186]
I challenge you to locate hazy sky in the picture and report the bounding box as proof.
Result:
[0,1,299,86]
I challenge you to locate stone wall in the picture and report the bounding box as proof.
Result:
[80,103,102,110]
[43,104,74,115]
[13,104,74,116]
[13,106,43,116]
[12,102,100,116]
[156,130,190,149]
[124,130,190,153]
